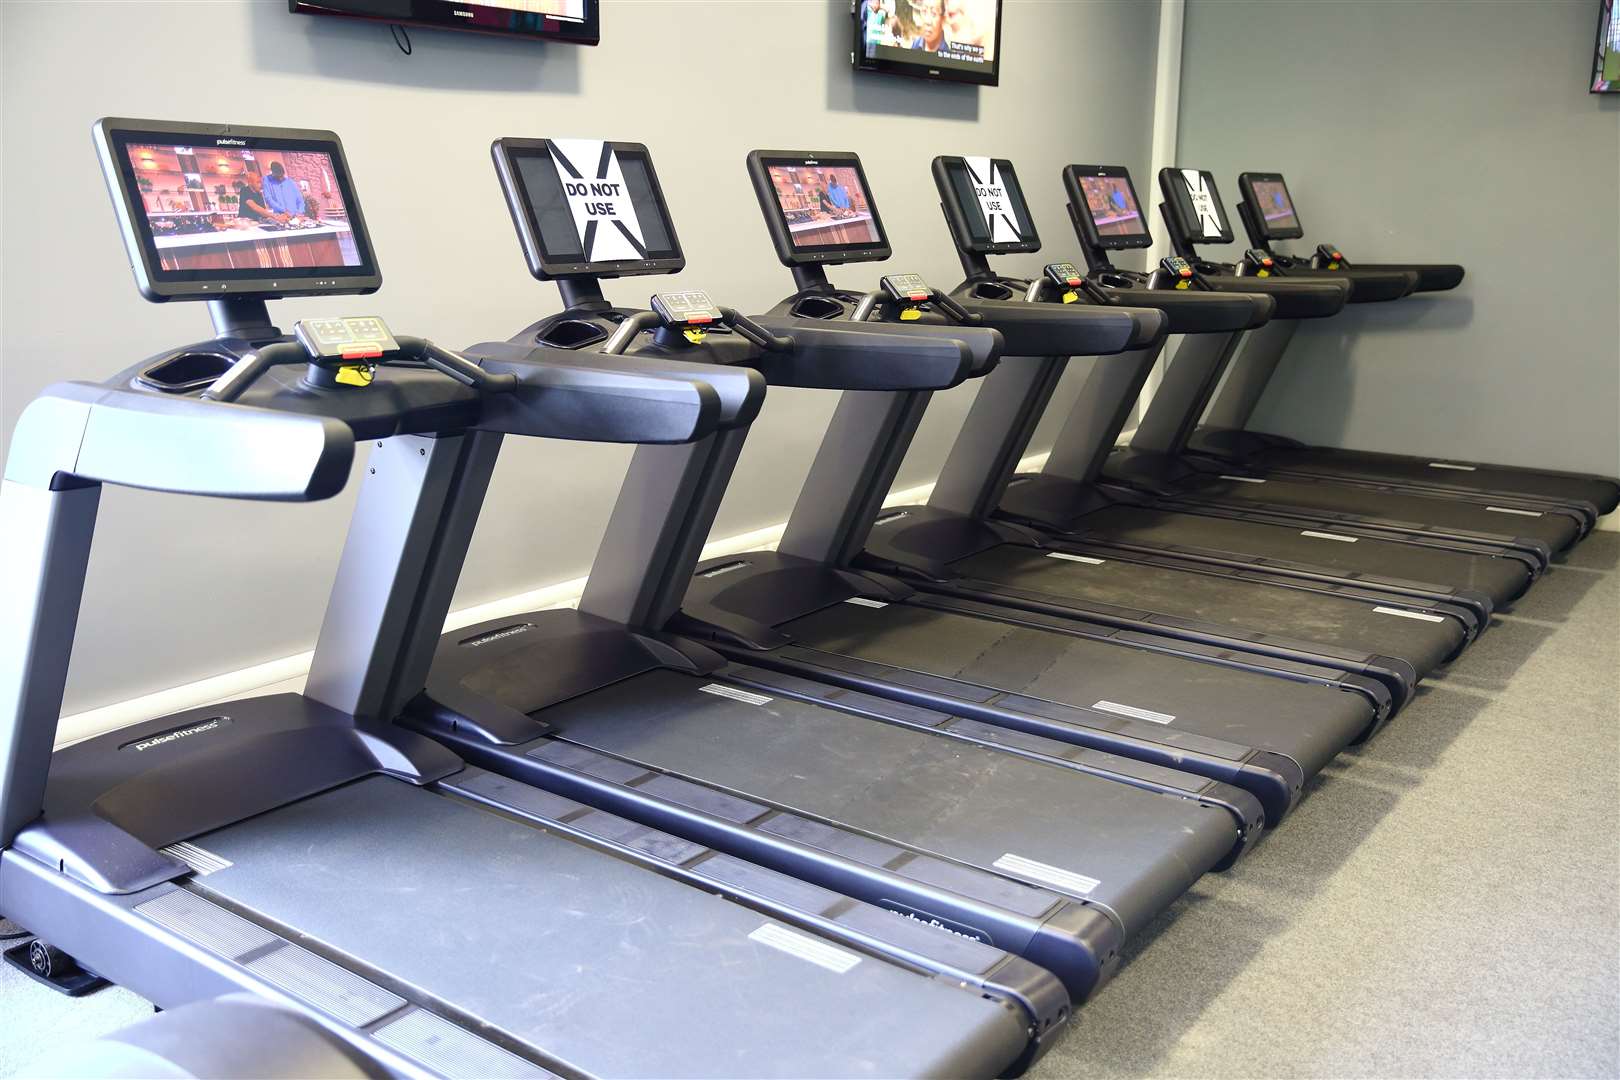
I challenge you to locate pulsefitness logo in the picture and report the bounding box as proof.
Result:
[122,717,231,753]
[460,623,536,648]
[214,138,247,146]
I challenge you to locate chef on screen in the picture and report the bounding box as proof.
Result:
[262,160,307,217]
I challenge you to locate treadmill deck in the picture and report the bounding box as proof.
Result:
[182,776,1024,1079]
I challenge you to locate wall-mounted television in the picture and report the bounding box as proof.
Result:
[290,0,599,46]
[853,0,1003,86]
[1593,0,1619,92]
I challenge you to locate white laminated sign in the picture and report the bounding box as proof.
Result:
[964,156,1022,243]
[1179,169,1225,238]
[549,138,649,263]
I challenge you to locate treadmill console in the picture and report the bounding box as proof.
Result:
[1315,243,1347,268]
[1044,262,1085,288]
[1160,256,1195,283]
[294,316,400,361]
[881,273,933,303]
[1241,249,1277,276]
[651,290,724,328]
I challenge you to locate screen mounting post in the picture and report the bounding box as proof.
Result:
[556,275,609,312]
[944,202,995,281]
[207,297,279,340]
[1235,199,1272,254]
[1159,202,1197,260]
[790,264,833,293]
[1066,203,1114,274]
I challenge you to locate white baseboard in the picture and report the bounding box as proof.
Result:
[56,452,1052,749]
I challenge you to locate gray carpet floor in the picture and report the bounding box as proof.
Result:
[1,536,1615,1079]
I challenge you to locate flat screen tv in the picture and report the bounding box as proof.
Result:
[853,0,1003,86]
[1593,0,1619,92]
[290,0,599,46]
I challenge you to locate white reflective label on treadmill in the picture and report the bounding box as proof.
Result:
[160,841,233,876]
[748,923,861,974]
[1218,474,1268,484]
[1047,551,1106,565]
[1427,462,1477,471]
[843,597,890,608]
[1485,506,1543,517]
[1373,606,1447,623]
[993,854,1100,896]
[699,683,774,707]
[1091,699,1176,725]
[1300,530,1358,543]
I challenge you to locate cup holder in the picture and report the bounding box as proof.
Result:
[971,281,1015,301]
[789,296,846,320]
[136,351,234,394]
[536,319,608,349]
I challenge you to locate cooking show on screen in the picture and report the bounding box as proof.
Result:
[1080,175,1146,237]
[767,165,881,249]
[1251,179,1299,229]
[125,143,361,272]
[860,0,997,68]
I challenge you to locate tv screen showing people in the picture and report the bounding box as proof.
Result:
[765,164,882,249]
[1079,174,1148,239]
[290,0,599,46]
[122,142,361,272]
[856,0,1002,85]
[1249,178,1300,232]
[1594,0,1620,92]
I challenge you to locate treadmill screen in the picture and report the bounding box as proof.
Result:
[497,138,682,278]
[122,142,363,273]
[1064,165,1152,251]
[1079,175,1148,239]
[765,163,883,250]
[1250,179,1298,231]
[936,156,1039,253]
[97,119,381,300]
[1162,167,1234,245]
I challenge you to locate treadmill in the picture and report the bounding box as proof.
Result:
[655,147,1460,826]
[1184,170,1620,518]
[411,137,1253,1006]
[0,118,1048,1080]
[1097,166,1590,555]
[995,164,1553,608]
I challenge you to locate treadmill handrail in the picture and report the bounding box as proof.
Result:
[5,381,354,502]
[746,316,978,391]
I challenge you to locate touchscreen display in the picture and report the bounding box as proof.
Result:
[509,139,678,268]
[764,162,883,250]
[122,141,362,273]
[1079,174,1148,238]
[1250,178,1299,231]
[1165,168,1231,243]
[940,156,1035,246]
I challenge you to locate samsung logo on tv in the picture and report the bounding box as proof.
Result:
[214,138,247,146]
[453,8,473,15]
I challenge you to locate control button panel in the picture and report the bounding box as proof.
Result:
[1044,262,1085,287]
[880,273,932,302]
[294,316,399,361]
[652,290,724,327]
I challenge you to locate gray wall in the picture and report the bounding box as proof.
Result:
[1,0,1164,713]
[1178,0,1619,474]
